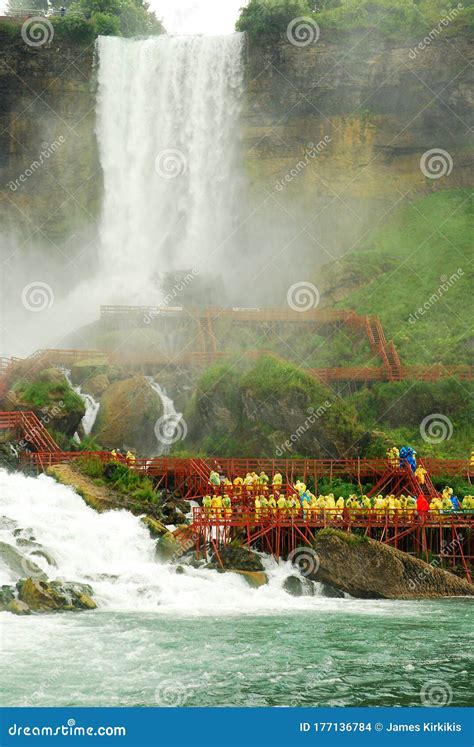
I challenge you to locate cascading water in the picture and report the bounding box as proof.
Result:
[61,368,100,439]
[95,33,245,302]
[147,377,184,456]
[0,469,321,615]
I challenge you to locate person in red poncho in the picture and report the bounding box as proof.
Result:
[416,493,430,520]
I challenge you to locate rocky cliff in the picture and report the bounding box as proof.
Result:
[0,30,472,249]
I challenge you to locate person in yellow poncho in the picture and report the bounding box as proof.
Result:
[386,446,399,468]
[277,494,287,516]
[309,494,319,519]
[202,494,212,518]
[211,493,223,519]
[222,493,232,519]
[374,494,386,517]
[429,496,442,516]
[272,472,283,488]
[335,496,345,518]
[233,476,243,495]
[442,486,453,501]
[415,465,427,485]
[267,494,277,514]
[461,495,473,512]
[406,495,416,518]
[254,495,262,521]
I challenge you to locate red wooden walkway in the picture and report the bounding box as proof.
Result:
[1,307,472,386]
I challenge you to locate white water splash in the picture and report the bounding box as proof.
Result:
[0,469,328,615]
[95,33,245,303]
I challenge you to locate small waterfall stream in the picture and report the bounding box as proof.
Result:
[146,377,184,456]
[61,368,100,441]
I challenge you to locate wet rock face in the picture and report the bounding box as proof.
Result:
[312,530,474,600]
[209,546,265,572]
[16,578,97,613]
[283,575,315,597]
[92,375,163,452]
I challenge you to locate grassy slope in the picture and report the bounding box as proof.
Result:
[323,190,473,365]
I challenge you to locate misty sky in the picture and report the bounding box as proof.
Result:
[150,0,244,35]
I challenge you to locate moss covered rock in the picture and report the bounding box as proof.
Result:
[186,357,363,457]
[312,529,474,599]
[6,368,85,437]
[17,578,97,612]
[93,376,162,452]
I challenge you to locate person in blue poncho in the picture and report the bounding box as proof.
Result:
[399,445,417,472]
[450,495,461,511]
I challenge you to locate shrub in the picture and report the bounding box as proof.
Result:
[91,10,121,34]
[51,15,96,42]
[236,0,318,42]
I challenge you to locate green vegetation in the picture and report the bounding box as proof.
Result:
[236,0,318,42]
[316,527,368,544]
[323,190,473,365]
[6,0,164,40]
[236,0,473,41]
[76,456,157,502]
[13,379,83,414]
[185,356,363,458]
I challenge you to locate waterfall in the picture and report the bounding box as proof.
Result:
[61,368,100,440]
[147,377,184,456]
[95,33,245,303]
[0,469,326,615]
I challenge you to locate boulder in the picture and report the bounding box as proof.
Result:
[209,545,264,572]
[312,529,474,599]
[17,578,97,612]
[141,516,168,538]
[0,584,15,610]
[320,583,345,598]
[155,533,182,562]
[7,599,31,615]
[82,373,110,397]
[231,570,268,588]
[93,375,163,452]
[283,574,315,597]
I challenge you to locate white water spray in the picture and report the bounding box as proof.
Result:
[95,33,245,303]
[0,469,330,615]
